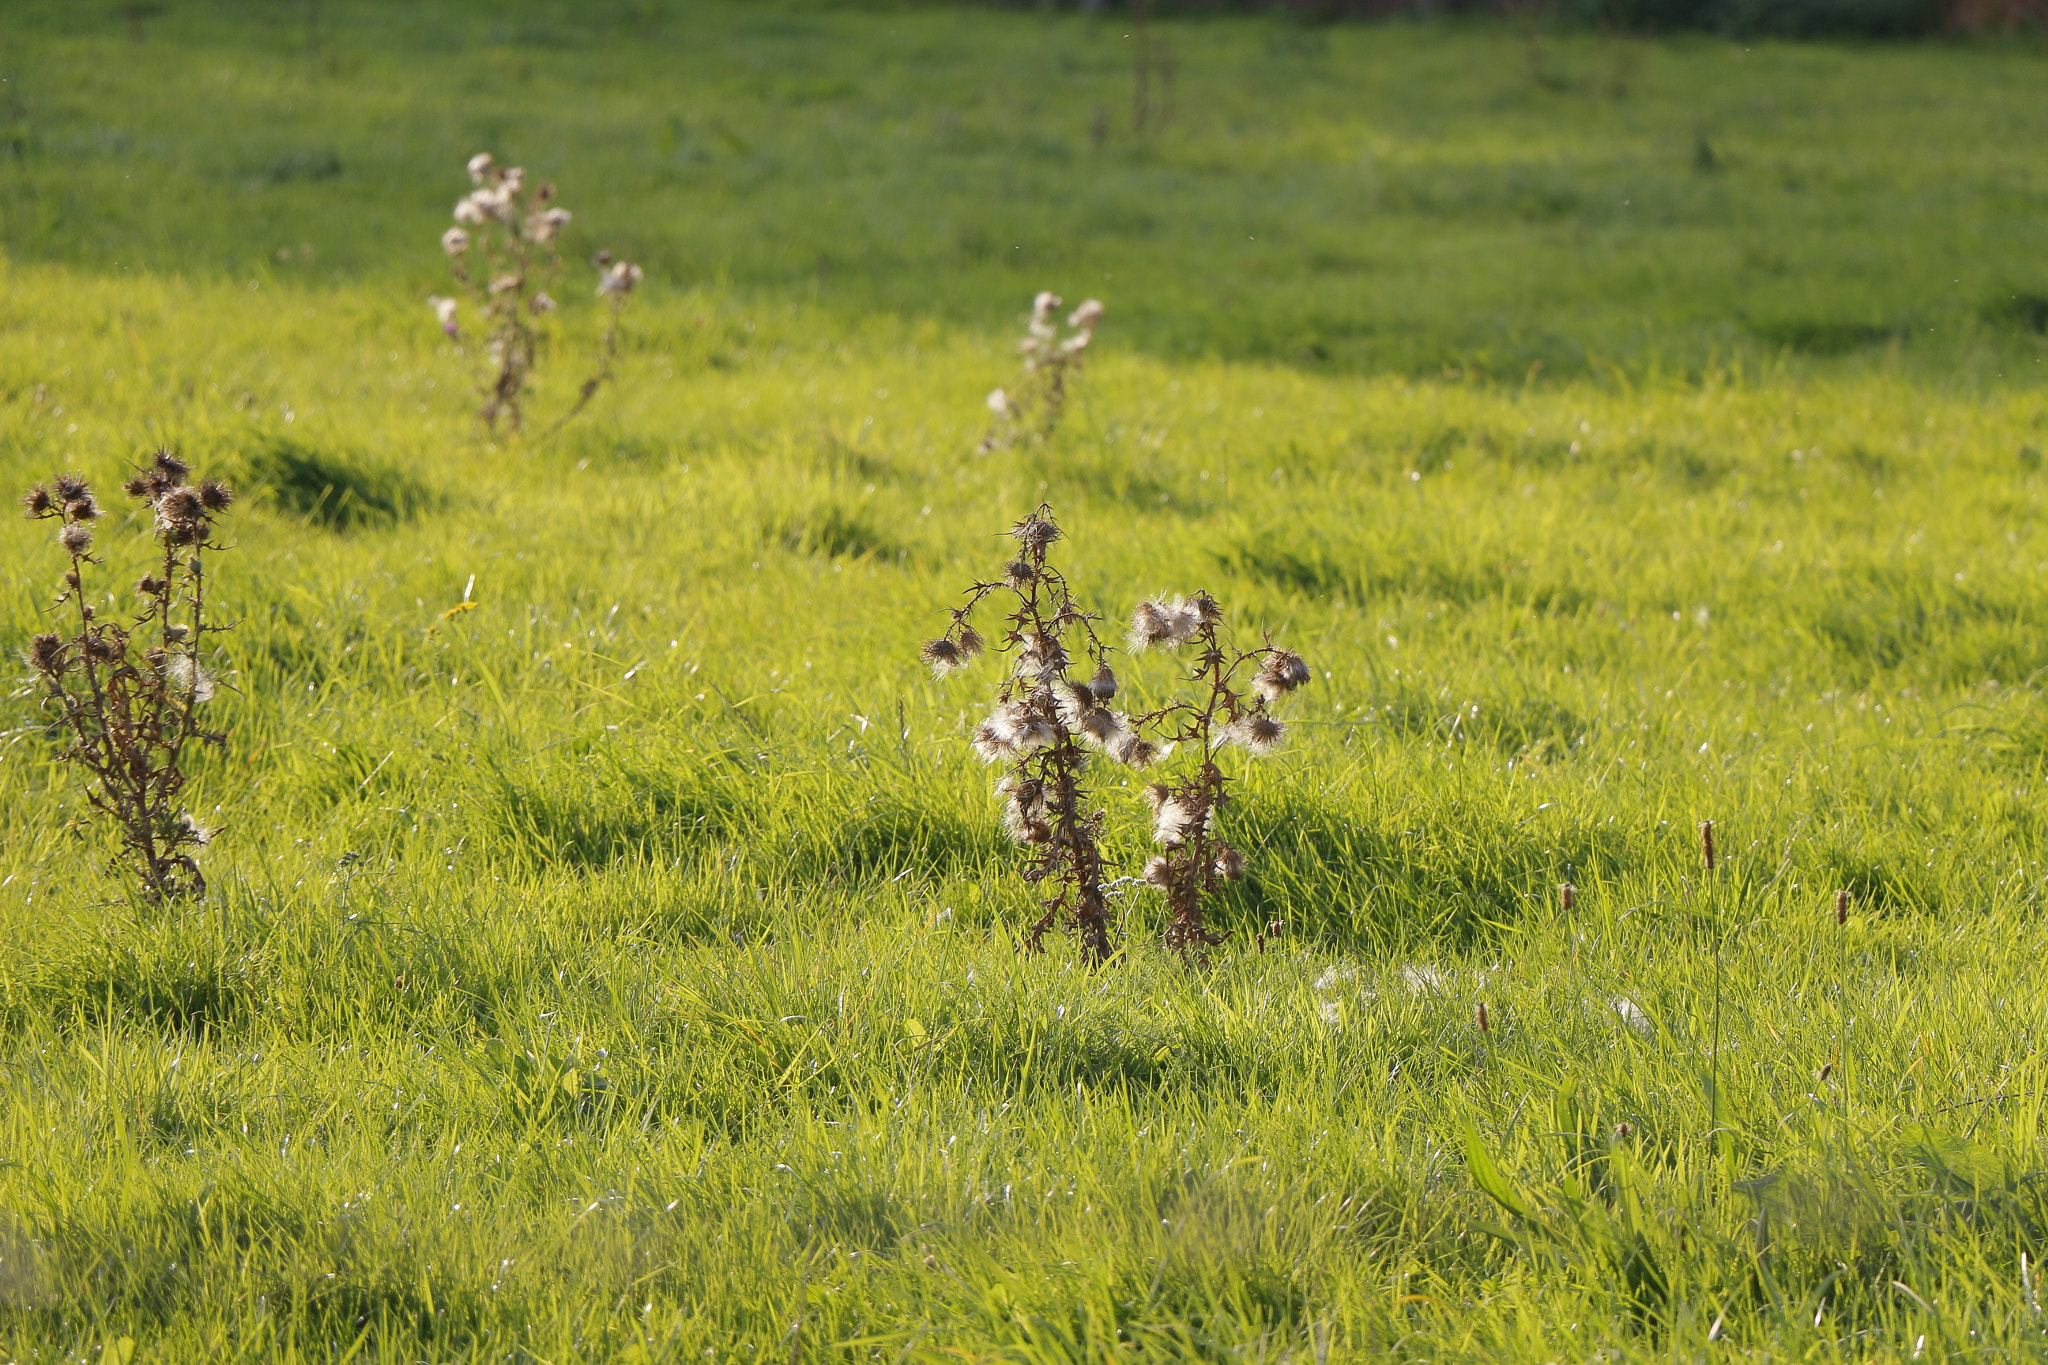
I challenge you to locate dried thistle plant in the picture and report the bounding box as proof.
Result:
[1122,593,1311,963]
[20,451,235,902]
[979,292,1103,454]
[432,151,643,435]
[920,505,1161,962]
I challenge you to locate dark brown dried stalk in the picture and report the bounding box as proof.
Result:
[20,451,235,902]
[1124,592,1310,964]
[919,505,1161,963]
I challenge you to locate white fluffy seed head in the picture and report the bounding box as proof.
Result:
[1226,713,1286,754]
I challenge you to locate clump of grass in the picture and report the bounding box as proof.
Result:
[239,435,439,530]
[1124,593,1311,962]
[433,151,642,436]
[920,505,1158,962]
[979,292,1102,453]
[19,451,235,902]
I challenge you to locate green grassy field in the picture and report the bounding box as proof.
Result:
[5,2,2048,1360]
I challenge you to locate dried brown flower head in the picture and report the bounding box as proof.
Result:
[1213,845,1246,882]
[1254,649,1312,702]
[1227,713,1287,754]
[26,633,65,675]
[921,637,965,677]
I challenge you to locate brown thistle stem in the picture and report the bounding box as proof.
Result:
[920,505,1138,965]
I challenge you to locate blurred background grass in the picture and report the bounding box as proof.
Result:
[4,0,2047,378]
[4,2,2048,1361]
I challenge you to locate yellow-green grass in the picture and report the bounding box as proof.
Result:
[6,2,2048,1360]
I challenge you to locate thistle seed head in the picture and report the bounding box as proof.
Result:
[1001,781,1050,842]
[467,151,495,184]
[971,703,1029,762]
[1143,855,1172,888]
[64,495,99,522]
[921,636,964,678]
[151,451,190,485]
[1254,648,1312,702]
[159,486,204,524]
[1068,298,1105,330]
[1214,844,1247,881]
[441,227,470,256]
[58,522,93,555]
[173,811,214,847]
[1129,597,1201,651]
[53,473,91,503]
[985,387,1010,415]
[166,655,217,703]
[1016,630,1068,677]
[1153,795,1196,847]
[83,632,123,663]
[1003,558,1037,589]
[955,623,985,661]
[597,261,644,296]
[1112,734,1167,769]
[26,633,65,675]
[196,479,235,512]
[1141,782,1171,811]
[21,485,55,518]
[1087,663,1118,701]
[1013,716,1059,753]
[1009,510,1060,552]
[1077,707,1128,751]
[1226,713,1287,754]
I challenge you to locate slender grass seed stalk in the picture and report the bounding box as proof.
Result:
[20,452,235,902]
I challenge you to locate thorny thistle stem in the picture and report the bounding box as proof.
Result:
[920,505,1157,964]
[20,452,235,903]
[1124,593,1310,965]
[434,152,641,436]
[979,293,1103,454]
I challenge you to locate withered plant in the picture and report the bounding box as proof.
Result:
[979,292,1103,454]
[1123,593,1310,963]
[20,452,235,902]
[433,151,643,435]
[920,505,1162,963]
